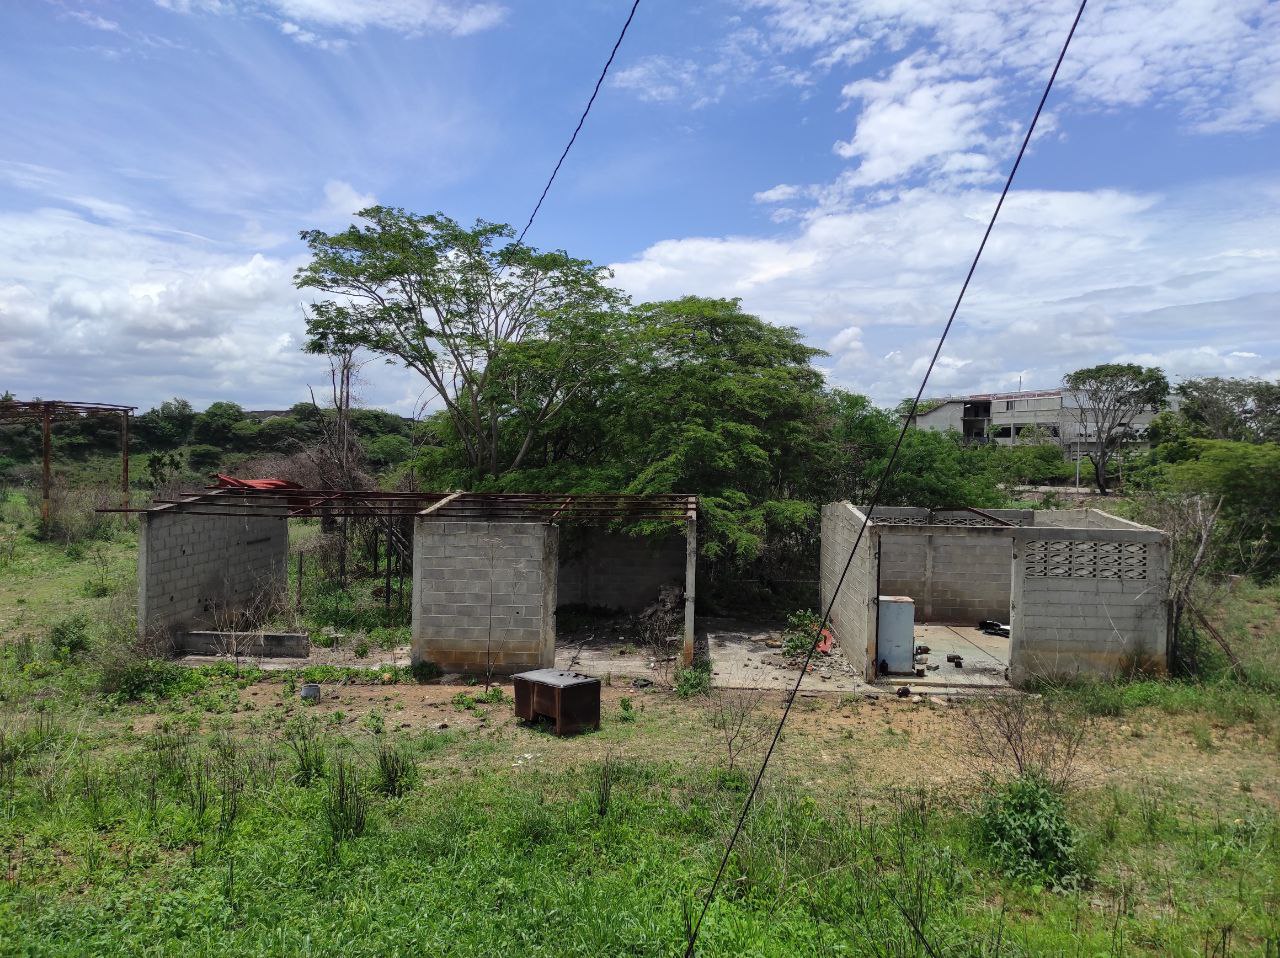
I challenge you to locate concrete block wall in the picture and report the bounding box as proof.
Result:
[138,506,288,646]
[557,528,686,612]
[1010,526,1169,684]
[411,519,557,675]
[877,527,1015,623]
[1034,509,1150,530]
[820,502,877,678]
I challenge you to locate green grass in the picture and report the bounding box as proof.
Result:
[1,503,1279,955]
[0,723,1276,957]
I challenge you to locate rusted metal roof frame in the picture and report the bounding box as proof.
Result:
[102,488,697,523]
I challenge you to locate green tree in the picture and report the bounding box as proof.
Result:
[132,398,195,450]
[365,434,413,470]
[1063,363,1168,494]
[192,401,247,447]
[296,209,627,476]
[1176,376,1280,443]
[1156,439,1280,577]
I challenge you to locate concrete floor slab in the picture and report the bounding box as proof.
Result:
[878,624,1010,690]
[702,617,871,694]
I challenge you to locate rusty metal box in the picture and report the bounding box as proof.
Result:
[512,669,601,736]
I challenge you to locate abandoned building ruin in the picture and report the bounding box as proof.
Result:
[821,504,1171,688]
[136,489,697,673]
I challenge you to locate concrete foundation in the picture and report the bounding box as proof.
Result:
[180,631,310,657]
[820,504,1170,687]
[137,503,288,647]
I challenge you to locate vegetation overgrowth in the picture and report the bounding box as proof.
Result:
[0,526,1277,955]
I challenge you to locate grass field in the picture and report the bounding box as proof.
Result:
[1,500,1278,956]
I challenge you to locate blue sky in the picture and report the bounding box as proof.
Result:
[1,0,1277,414]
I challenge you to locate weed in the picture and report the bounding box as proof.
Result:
[594,756,613,816]
[674,665,711,698]
[977,773,1086,888]
[374,744,419,798]
[1190,720,1217,752]
[325,760,368,845]
[617,697,636,723]
[1136,784,1171,838]
[780,608,825,657]
[410,660,442,683]
[102,659,201,701]
[49,615,91,657]
[362,711,385,735]
[354,639,370,658]
[285,716,327,786]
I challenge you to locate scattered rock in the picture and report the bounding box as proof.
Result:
[435,722,449,730]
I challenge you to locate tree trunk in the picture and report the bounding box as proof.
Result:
[1091,444,1110,495]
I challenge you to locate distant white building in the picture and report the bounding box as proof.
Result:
[904,388,1168,455]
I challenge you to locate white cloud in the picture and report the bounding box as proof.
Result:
[611,56,705,105]
[267,0,506,35]
[0,188,417,411]
[307,179,377,224]
[835,56,1001,186]
[745,0,1280,197]
[156,0,507,44]
[611,179,1280,403]
[67,11,123,32]
[754,183,804,203]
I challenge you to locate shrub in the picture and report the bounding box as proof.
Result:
[781,608,824,657]
[675,666,711,698]
[977,774,1086,887]
[101,659,200,700]
[50,614,91,657]
[187,444,223,471]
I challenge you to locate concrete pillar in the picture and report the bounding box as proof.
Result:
[682,518,697,667]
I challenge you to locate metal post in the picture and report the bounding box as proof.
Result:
[295,550,304,613]
[683,514,697,668]
[40,403,52,527]
[383,511,392,611]
[120,411,130,515]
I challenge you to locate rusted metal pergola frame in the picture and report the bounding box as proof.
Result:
[0,400,136,523]
[101,487,698,523]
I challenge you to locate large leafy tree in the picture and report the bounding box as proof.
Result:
[1176,376,1280,443]
[1063,363,1168,493]
[132,398,195,450]
[296,209,627,476]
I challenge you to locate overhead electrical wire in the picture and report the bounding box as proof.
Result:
[680,0,1091,953]
[515,0,642,245]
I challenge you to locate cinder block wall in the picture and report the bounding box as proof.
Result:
[556,528,686,612]
[877,527,1014,623]
[1009,527,1170,685]
[820,502,877,678]
[411,519,557,675]
[137,507,288,646]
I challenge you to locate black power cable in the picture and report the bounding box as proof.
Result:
[681,1,1090,953]
[516,0,642,245]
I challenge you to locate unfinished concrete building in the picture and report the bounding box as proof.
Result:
[135,490,696,672]
[820,504,1170,687]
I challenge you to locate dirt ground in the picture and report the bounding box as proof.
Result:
[160,677,1280,814]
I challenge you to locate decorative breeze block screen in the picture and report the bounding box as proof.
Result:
[1024,539,1148,580]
